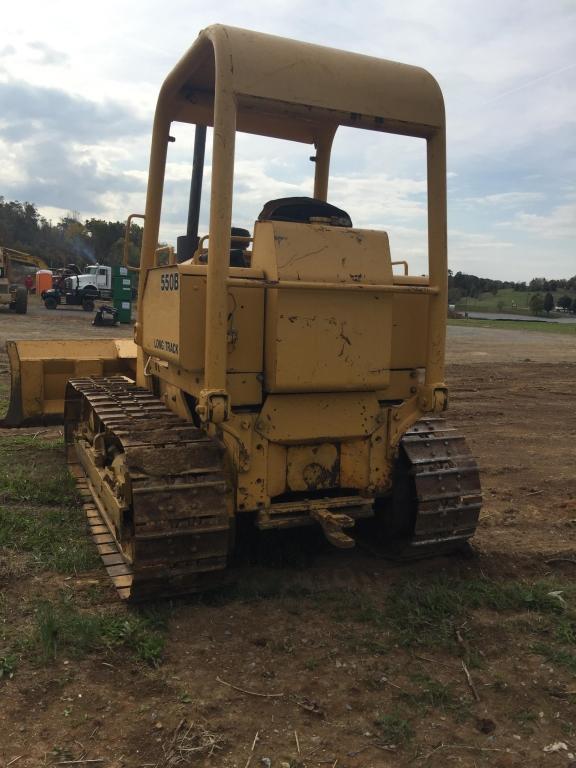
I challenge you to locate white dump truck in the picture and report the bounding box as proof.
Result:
[70,264,113,299]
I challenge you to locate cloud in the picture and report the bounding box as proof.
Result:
[330,174,426,227]
[462,192,544,208]
[499,203,576,240]
[0,78,148,143]
[0,138,146,214]
[448,228,520,278]
[28,41,69,66]
[0,41,68,66]
[1,0,575,279]
[0,78,149,217]
[450,229,515,251]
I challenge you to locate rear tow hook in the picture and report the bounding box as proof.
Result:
[310,507,356,549]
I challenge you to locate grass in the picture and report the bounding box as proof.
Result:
[314,576,576,684]
[385,577,567,649]
[513,708,538,732]
[372,679,469,750]
[0,434,95,574]
[0,505,98,573]
[454,287,576,315]
[317,589,387,627]
[0,654,16,679]
[0,430,169,672]
[32,596,168,667]
[359,635,391,655]
[531,642,576,674]
[448,318,576,335]
[373,711,414,745]
[0,435,77,507]
[554,614,576,645]
[383,576,576,684]
[311,577,572,660]
[329,576,576,749]
[0,375,9,419]
[401,674,458,713]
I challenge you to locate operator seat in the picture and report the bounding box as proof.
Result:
[198,226,251,267]
[258,196,352,227]
[229,227,251,267]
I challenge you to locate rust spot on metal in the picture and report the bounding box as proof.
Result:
[302,459,339,490]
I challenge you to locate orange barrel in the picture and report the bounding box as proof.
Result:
[36,270,53,295]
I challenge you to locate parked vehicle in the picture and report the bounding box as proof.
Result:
[71,264,113,299]
[43,285,97,311]
[7,26,482,602]
[0,246,48,314]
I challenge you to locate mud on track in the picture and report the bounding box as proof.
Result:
[1,307,576,767]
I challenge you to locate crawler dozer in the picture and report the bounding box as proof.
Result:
[7,25,482,599]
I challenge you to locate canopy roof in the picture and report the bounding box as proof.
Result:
[160,24,445,144]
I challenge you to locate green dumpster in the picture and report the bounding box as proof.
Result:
[112,265,132,324]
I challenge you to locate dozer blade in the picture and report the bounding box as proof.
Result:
[4,338,137,426]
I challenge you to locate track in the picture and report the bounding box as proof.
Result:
[64,376,232,601]
[385,417,482,558]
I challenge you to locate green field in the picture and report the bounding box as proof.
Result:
[448,318,576,335]
[454,287,576,316]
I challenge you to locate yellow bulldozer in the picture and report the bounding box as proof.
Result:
[6,25,482,600]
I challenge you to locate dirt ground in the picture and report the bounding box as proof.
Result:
[1,297,576,768]
[0,293,134,342]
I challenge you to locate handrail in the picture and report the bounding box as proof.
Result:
[193,234,210,261]
[224,277,438,294]
[393,274,429,286]
[391,260,409,276]
[154,245,176,267]
[193,233,253,263]
[123,213,146,272]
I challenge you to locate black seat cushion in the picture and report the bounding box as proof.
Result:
[230,227,250,267]
[258,197,352,227]
[198,226,251,266]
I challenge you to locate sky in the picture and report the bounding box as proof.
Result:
[1,0,575,281]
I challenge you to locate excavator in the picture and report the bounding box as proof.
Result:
[6,25,482,600]
[0,246,47,314]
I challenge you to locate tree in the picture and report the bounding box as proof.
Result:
[85,219,125,263]
[529,277,547,292]
[529,293,544,316]
[543,292,555,315]
[0,197,87,268]
[58,217,94,263]
[557,295,572,312]
[448,286,463,304]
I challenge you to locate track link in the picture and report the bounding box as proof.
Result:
[64,376,231,601]
[391,417,482,558]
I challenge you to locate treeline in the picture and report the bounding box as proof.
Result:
[448,271,576,303]
[0,197,142,269]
